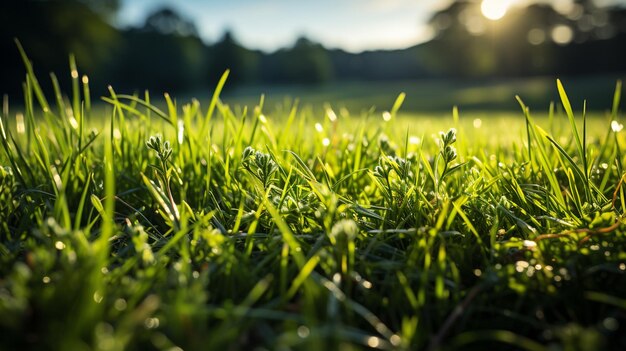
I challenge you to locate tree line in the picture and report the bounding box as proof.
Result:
[1,0,625,98]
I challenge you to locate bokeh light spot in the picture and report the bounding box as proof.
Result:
[551,25,574,45]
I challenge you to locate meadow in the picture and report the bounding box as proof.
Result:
[218,74,626,114]
[1,50,625,351]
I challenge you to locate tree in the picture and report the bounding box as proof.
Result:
[0,0,121,97]
[423,0,626,77]
[208,30,259,85]
[261,36,333,84]
[144,7,198,37]
[286,37,333,83]
[111,7,206,92]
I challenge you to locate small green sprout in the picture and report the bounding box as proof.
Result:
[144,135,180,227]
[435,128,461,193]
[241,146,279,191]
[146,135,173,167]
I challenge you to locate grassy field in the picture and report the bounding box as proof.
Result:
[217,74,626,114]
[1,54,626,351]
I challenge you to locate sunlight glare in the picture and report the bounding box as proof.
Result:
[551,25,574,45]
[481,0,511,21]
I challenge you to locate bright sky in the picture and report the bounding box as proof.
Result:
[117,0,626,52]
[117,0,450,52]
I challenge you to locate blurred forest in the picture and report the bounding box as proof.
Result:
[1,0,626,99]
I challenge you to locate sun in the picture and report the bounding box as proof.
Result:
[481,0,512,21]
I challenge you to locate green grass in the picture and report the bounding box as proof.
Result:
[1,55,626,351]
[215,74,626,114]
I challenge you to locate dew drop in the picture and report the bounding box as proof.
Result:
[114,298,127,311]
[144,317,160,329]
[367,336,380,348]
[297,325,310,338]
[93,291,104,303]
[390,334,401,346]
[55,241,66,250]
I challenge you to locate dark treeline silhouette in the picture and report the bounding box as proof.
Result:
[1,0,626,99]
[423,0,626,77]
[1,0,121,98]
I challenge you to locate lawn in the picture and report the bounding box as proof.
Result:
[217,74,626,114]
[1,54,625,350]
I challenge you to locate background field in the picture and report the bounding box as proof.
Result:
[215,75,626,114]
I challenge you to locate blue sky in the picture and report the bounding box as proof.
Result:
[117,0,626,52]
[117,0,449,52]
